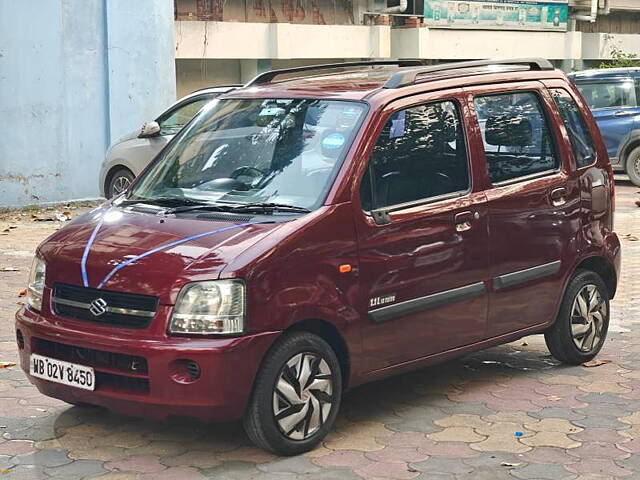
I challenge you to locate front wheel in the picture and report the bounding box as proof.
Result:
[626,146,640,187]
[243,332,342,455]
[107,168,135,198]
[545,270,610,365]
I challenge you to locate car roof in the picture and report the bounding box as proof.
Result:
[568,67,640,80]
[224,59,568,103]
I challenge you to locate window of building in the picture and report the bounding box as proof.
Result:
[360,100,469,211]
[474,91,558,184]
[551,88,596,169]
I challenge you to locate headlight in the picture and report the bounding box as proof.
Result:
[169,280,245,335]
[27,257,46,312]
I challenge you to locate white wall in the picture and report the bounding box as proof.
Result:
[175,21,390,59]
[582,33,640,60]
[392,28,580,60]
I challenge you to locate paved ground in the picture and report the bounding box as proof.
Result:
[0,183,638,480]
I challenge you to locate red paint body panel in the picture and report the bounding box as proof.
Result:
[16,65,621,421]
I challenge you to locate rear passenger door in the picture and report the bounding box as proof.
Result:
[354,90,490,372]
[465,83,580,337]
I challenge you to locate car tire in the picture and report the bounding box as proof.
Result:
[626,146,640,187]
[243,331,342,456]
[107,168,135,198]
[545,269,610,365]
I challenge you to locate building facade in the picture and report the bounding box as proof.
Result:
[174,0,640,96]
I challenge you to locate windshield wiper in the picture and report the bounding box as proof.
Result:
[229,202,311,214]
[119,196,207,208]
[163,202,311,215]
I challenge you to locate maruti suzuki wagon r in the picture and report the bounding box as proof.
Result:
[16,59,620,455]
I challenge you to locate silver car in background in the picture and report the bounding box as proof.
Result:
[99,85,238,198]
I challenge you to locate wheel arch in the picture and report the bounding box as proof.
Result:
[284,318,351,389]
[573,255,618,299]
[104,165,135,197]
[620,134,640,166]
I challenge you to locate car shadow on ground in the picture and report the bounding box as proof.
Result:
[47,335,581,463]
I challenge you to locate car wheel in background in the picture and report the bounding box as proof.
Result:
[626,146,640,187]
[107,168,135,198]
[243,332,342,456]
[545,269,610,365]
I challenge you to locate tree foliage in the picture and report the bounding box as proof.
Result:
[599,45,640,69]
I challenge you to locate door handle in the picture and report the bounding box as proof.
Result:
[614,110,630,117]
[550,187,567,207]
[454,211,477,232]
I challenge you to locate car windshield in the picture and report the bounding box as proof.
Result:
[128,98,366,211]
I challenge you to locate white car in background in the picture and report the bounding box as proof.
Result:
[99,85,239,198]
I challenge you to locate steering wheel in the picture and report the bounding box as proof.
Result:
[230,166,263,180]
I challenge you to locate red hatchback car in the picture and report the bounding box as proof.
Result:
[16,59,620,455]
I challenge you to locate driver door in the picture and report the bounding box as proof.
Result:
[354,90,490,372]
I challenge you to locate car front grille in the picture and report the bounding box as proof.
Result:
[52,283,158,329]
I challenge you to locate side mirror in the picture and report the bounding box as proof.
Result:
[138,121,161,138]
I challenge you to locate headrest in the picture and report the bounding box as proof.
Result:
[485,115,532,147]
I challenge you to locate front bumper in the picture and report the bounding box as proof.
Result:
[16,306,279,422]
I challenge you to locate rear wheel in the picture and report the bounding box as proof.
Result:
[545,270,610,365]
[107,168,135,198]
[243,332,342,455]
[625,146,640,187]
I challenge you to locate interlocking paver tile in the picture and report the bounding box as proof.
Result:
[426,427,485,443]
[520,446,575,464]
[13,448,72,467]
[510,463,577,479]
[257,455,322,474]
[1,183,639,479]
[354,460,421,480]
[410,456,474,475]
[104,455,166,474]
[44,459,107,478]
[566,458,633,477]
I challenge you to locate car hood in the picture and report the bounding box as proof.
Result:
[113,129,140,144]
[38,206,284,304]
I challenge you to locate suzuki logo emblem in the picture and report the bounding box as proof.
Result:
[89,298,108,317]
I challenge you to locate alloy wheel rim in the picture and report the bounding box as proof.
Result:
[570,284,607,353]
[272,352,333,440]
[112,176,131,195]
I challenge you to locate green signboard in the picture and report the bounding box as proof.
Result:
[424,1,569,31]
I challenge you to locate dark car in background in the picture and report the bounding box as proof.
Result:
[569,68,640,186]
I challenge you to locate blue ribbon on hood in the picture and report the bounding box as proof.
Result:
[80,209,258,289]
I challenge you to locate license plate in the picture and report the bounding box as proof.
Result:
[30,354,95,391]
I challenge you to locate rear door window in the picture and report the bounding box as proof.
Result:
[474,92,559,184]
[550,88,596,169]
[575,79,637,109]
[360,100,470,211]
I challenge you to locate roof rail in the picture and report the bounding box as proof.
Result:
[383,58,555,89]
[245,60,426,87]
